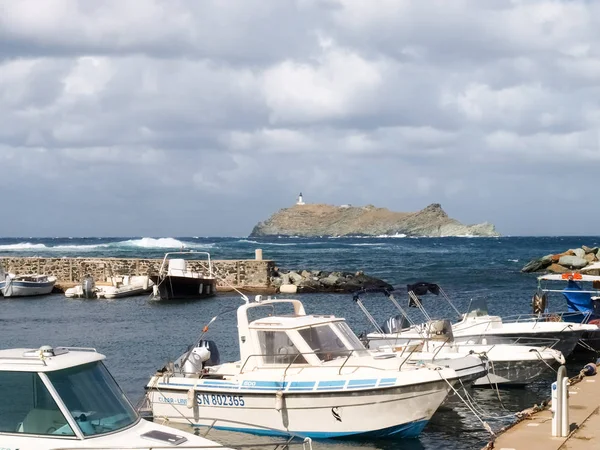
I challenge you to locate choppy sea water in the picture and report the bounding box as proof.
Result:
[1,235,599,449]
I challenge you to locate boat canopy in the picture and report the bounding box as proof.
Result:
[407,282,440,296]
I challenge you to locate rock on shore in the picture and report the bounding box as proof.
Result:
[270,268,393,293]
[521,245,600,273]
[250,203,499,237]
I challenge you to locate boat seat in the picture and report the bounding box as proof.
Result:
[18,408,73,435]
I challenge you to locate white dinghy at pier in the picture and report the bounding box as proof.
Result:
[65,275,154,299]
[146,296,460,439]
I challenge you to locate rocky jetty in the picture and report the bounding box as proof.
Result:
[250,203,499,237]
[270,268,393,293]
[521,245,600,273]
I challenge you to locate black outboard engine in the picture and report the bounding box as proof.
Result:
[198,340,220,367]
[381,314,409,334]
[82,275,96,299]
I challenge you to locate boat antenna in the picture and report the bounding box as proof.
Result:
[178,301,245,373]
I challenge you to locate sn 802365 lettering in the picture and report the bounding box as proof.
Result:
[196,393,245,407]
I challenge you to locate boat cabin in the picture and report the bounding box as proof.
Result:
[237,298,368,370]
[0,346,139,440]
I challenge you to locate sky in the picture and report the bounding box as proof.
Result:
[1,0,600,237]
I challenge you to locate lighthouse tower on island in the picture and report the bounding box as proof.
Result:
[296,192,305,205]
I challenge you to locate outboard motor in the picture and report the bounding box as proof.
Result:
[381,314,409,334]
[198,340,220,367]
[82,275,96,299]
[182,346,211,374]
[427,319,454,341]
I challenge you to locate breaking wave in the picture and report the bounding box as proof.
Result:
[0,238,215,252]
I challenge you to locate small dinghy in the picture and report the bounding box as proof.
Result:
[0,267,56,298]
[65,275,154,299]
[146,295,460,439]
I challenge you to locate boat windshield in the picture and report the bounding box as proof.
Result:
[0,371,74,436]
[464,298,489,318]
[298,322,368,362]
[46,361,138,436]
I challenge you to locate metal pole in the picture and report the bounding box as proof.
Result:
[552,365,568,437]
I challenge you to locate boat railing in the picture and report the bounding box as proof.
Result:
[0,346,99,367]
[238,350,402,376]
[157,251,214,279]
[501,311,593,325]
[0,356,48,366]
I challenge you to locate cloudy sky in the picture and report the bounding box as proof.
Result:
[1,0,599,237]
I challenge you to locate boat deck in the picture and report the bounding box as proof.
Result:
[485,370,600,450]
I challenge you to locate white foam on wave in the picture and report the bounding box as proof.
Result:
[375,233,407,238]
[0,242,49,250]
[238,239,260,244]
[0,237,215,252]
[119,237,215,249]
[120,237,187,248]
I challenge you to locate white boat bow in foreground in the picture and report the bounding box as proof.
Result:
[0,345,261,450]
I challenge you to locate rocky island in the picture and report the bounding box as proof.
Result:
[250,198,499,237]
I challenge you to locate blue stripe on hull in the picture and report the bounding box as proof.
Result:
[192,419,429,439]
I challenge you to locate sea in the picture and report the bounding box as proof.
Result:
[1,235,599,450]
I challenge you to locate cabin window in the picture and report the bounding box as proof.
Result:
[257,331,307,364]
[0,371,74,436]
[298,325,352,362]
[333,322,369,356]
[46,361,138,436]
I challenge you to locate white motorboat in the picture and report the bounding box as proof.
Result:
[146,296,460,439]
[402,282,594,358]
[356,287,565,386]
[150,251,217,301]
[65,275,154,299]
[0,345,313,450]
[0,268,56,297]
[0,345,230,450]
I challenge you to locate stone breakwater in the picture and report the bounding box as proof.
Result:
[0,257,275,292]
[521,245,600,273]
[0,256,391,294]
[270,268,393,293]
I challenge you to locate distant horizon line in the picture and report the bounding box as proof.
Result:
[0,235,599,239]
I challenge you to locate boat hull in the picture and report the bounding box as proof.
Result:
[2,280,55,297]
[148,379,452,438]
[473,359,558,386]
[150,275,216,301]
[452,330,582,359]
